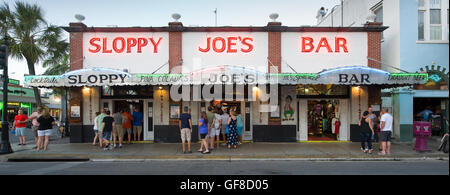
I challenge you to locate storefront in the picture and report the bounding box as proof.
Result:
[24,21,427,143]
[0,79,36,122]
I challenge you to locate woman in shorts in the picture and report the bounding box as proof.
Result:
[198,112,210,154]
[36,108,55,151]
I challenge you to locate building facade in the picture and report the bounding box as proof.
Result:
[24,18,427,143]
[318,0,449,141]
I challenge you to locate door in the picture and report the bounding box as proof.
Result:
[243,101,252,141]
[144,99,154,141]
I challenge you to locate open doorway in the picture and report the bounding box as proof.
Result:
[414,98,444,136]
[113,100,144,141]
[307,100,339,141]
[211,100,243,142]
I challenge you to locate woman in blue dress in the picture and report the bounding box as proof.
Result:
[227,111,239,149]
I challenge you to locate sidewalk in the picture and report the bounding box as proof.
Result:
[2,138,448,162]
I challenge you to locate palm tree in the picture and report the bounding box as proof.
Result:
[43,53,69,96]
[0,1,68,106]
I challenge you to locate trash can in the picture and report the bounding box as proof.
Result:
[413,121,432,152]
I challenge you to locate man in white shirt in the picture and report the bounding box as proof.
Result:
[379,108,393,155]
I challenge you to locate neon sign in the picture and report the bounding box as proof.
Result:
[198,36,254,53]
[88,37,163,53]
[301,37,348,53]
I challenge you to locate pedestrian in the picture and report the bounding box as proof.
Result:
[359,111,375,154]
[12,109,28,146]
[27,106,43,149]
[221,108,229,145]
[96,109,107,148]
[92,112,101,146]
[227,111,238,149]
[198,111,210,154]
[206,106,216,150]
[417,106,433,122]
[379,108,393,155]
[36,108,55,151]
[113,110,124,148]
[213,109,223,149]
[122,109,133,144]
[236,107,244,145]
[101,110,115,151]
[179,106,192,153]
[132,107,143,141]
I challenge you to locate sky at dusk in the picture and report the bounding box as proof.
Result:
[2,0,340,85]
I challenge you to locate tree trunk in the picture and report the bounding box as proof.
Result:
[26,60,42,107]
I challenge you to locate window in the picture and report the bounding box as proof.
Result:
[430,0,442,40]
[419,11,425,40]
[417,0,449,41]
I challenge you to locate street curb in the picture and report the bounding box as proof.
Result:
[89,157,449,162]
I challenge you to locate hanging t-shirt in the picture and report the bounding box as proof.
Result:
[331,118,337,134]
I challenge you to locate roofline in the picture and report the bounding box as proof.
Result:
[62,23,388,33]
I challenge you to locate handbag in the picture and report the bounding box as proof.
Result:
[225,125,229,134]
[11,130,16,135]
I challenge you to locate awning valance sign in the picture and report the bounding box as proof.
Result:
[24,66,428,87]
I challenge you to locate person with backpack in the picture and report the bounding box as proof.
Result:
[212,109,223,149]
[236,108,244,145]
[227,110,239,149]
[221,108,229,145]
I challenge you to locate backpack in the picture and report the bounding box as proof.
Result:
[237,116,243,131]
[214,115,220,129]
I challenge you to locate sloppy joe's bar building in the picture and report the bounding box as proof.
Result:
[25,20,427,143]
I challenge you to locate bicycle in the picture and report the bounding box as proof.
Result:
[438,119,449,153]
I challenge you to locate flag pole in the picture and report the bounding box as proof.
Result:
[214,8,217,26]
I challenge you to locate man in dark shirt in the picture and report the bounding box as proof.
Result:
[102,111,115,151]
[179,106,192,153]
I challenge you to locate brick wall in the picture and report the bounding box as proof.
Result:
[267,22,282,73]
[68,23,85,71]
[366,22,383,105]
[169,22,183,73]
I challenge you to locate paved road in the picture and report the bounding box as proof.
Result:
[0,160,448,175]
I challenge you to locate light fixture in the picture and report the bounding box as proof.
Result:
[83,87,90,92]
[159,86,163,90]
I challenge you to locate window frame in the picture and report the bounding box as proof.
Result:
[417,0,449,42]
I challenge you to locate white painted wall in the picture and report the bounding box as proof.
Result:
[381,0,401,72]
[82,87,100,125]
[317,0,382,27]
[82,32,169,74]
[350,86,369,124]
[182,32,268,74]
[153,86,169,125]
[281,32,368,73]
